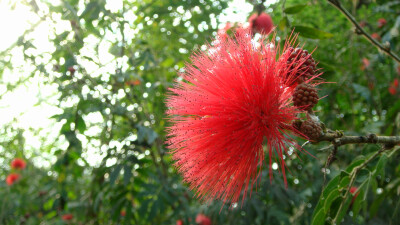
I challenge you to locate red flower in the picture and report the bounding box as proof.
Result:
[125,79,141,86]
[166,29,314,204]
[61,214,73,221]
[371,33,381,41]
[195,214,212,225]
[350,186,360,204]
[11,158,26,170]
[6,173,20,186]
[360,58,370,71]
[389,79,398,95]
[394,78,399,88]
[248,12,273,35]
[378,18,387,28]
[120,210,126,216]
[176,219,184,225]
[389,86,397,95]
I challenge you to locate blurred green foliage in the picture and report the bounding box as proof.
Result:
[0,0,400,224]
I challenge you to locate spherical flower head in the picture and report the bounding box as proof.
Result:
[195,213,212,225]
[61,214,73,221]
[393,78,399,88]
[389,86,397,95]
[166,29,312,205]
[6,173,20,186]
[248,12,274,35]
[371,33,381,41]
[11,158,26,170]
[176,219,184,225]
[378,18,387,28]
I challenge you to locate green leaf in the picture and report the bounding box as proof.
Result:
[373,154,388,178]
[278,17,289,31]
[76,116,86,133]
[138,199,150,217]
[45,210,57,219]
[370,194,386,217]
[324,189,340,213]
[334,196,352,223]
[148,199,159,221]
[345,157,366,173]
[356,168,371,183]
[352,189,365,220]
[293,26,334,39]
[123,165,132,186]
[80,2,97,19]
[44,199,54,211]
[110,164,122,185]
[312,175,340,220]
[387,100,400,120]
[311,209,326,225]
[284,4,307,14]
[339,176,350,189]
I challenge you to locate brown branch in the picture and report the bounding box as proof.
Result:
[327,0,400,63]
[317,131,400,148]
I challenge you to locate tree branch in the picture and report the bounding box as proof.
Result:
[317,131,400,148]
[327,0,400,63]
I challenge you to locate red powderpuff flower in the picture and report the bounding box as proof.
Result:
[378,18,387,28]
[393,78,399,88]
[248,12,274,35]
[166,29,315,205]
[6,173,20,186]
[176,219,184,225]
[389,86,397,95]
[195,214,212,225]
[61,214,73,221]
[371,33,381,41]
[360,58,370,71]
[11,158,26,170]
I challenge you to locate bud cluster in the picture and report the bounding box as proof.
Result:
[286,47,322,141]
